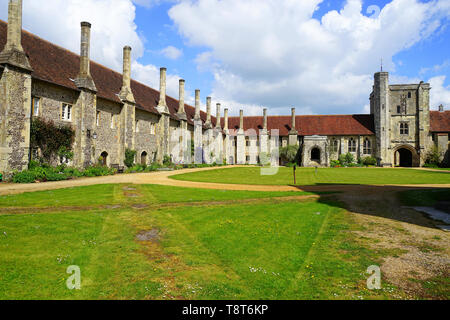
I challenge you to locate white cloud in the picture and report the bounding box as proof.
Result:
[169,0,450,115]
[0,0,184,100]
[160,45,183,60]
[429,76,450,109]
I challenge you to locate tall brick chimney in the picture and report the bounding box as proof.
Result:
[239,110,244,132]
[74,22,96,91]
[263,108,268,131]
[194,89,201,121]
[0,0,32,71]
[205,97,212,129]
[157,67,169,114]
[216,103,221,128]
[224,108,229,131]
[177,79,187,120]
[119,46,134,102]
[290,108,297,133]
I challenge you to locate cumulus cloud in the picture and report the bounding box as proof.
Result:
[0,0,184,100]
[160,45,183,60]
[429,76,450,109]
[169,0,450,115]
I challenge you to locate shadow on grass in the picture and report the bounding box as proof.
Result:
[289,184,450,230]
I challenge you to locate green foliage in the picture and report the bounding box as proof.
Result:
[338,153,355,167]
[124,149,137,168]
[330,160,341,167]
[163,155,172,167]
[30,117,75,164]
[12,164,116,183]
[424,146,442,167]
[12,170,37,183]
[362,156,377,166]
[82,166,116,177]
[279,145,300,164]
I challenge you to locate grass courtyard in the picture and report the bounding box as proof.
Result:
[171,167,450,186]
[0,182,448,300]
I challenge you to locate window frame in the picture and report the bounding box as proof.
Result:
[31,96,41,117]
[348,138,357,153]
[363,138,371,155]
[61,103,73,122]
[400,122,409,135]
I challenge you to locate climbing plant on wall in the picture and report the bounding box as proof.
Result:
[30,118,75,164]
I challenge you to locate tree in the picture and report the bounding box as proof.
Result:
[279,145,300,165]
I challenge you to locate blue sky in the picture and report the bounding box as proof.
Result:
[133,0,450,108]
[1,0,449,115]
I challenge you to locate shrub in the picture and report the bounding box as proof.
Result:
[338,153,355,167]
[330,160,341,167]
[124,149,137,168]
[424,146,441,167]
[279,145,300,165]
[12,171,38,183]
[83,166,116,177]
[362,156,377,166]
[163,155,172,167]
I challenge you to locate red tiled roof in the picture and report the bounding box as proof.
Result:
[225,114,375,136]
[430,111,450,132]
[0,20,208,125]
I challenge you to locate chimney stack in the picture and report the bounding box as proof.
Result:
[0,0,32,71]
[74,22,96,91]
[119,46,134,102]
[205,97,212,128]
[216,103,221,128]
[177,79,187,120]
[224,108,229,131]
[239,110,244,131]
[263,108,268,130]
[290,107,297,133]
[194,89,201,120]
[157,67,169,114]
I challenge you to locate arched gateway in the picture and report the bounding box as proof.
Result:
[393,145,419,167]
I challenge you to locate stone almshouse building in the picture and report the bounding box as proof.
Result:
[1,1,449,177]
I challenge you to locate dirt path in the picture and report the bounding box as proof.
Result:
[1,166,449,195]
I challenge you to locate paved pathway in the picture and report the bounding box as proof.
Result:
[0,166,449,195]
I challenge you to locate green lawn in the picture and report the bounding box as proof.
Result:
[171,167,450,186]
[0,184,313,208]
[0,184,410,299]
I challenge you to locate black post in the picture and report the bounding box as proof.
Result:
[293,165,297,185]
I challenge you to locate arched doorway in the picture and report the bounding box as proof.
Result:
[141,151,147,165]
[100,151,108,166]
[397,148,412,167]
[311,148,321,163]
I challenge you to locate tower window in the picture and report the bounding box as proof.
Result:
[408,92,411,99]
[363,138,372,154]
[397,105,401,114]
[348,138,357,153]
[400,123,409,135]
